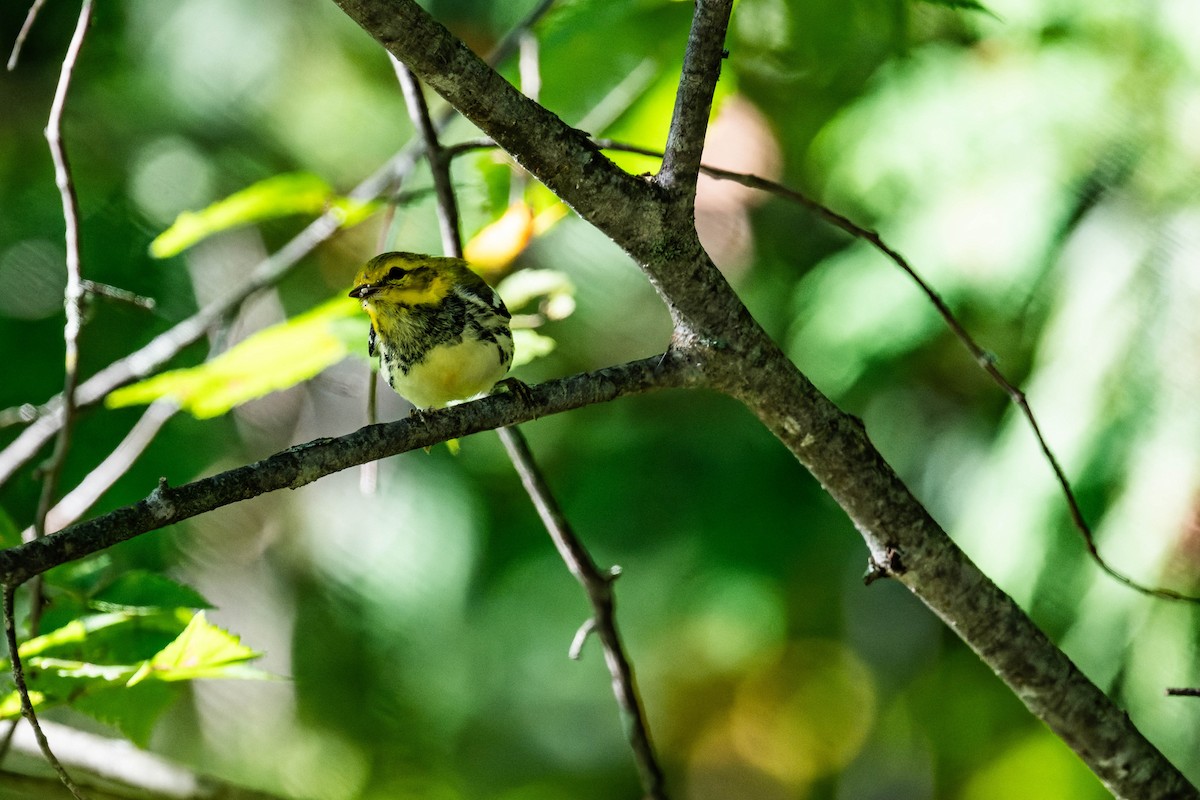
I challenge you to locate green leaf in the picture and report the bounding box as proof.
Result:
[91,571,213,613]
[106,296,360,418]
[73,681,176,748]
[14,612,144,660]
[149,172,380,258]
[127,611,265,685]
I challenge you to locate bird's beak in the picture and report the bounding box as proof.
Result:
[348,284,378,299]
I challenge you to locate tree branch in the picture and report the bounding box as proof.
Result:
[330,0,666,257]
[0,355,698,586]
[3,587,90,799]
[656,0,732,204]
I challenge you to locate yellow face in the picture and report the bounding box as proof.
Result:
[348,251,454,324]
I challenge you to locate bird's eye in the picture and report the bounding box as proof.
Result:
[386,266,407,281]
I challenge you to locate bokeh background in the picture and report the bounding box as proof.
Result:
[3,0,1200,797]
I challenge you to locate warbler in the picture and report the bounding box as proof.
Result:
[349,251,514,409]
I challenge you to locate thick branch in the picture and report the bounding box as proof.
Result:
[656,0,732,203]
[0,355,697,586]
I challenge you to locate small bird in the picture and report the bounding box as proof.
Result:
[348,251,514,409]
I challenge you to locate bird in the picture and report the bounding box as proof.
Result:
[348,251,514,410]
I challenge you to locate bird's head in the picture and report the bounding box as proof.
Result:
[348,252,454,313]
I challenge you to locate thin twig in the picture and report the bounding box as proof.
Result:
[6,0,48,71]
[34,0,95,540]
[394,58,463,259]
[1166,688,1200,697]
[80,280,157,311]
[498,427,666,799]
[594,139,1200,605]
[30,0,95,659]
[3,585,91,799]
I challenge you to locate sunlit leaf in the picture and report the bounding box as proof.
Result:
[127,611,265,685]
[0,691,45,718]
[149,172,380,258]
[106,296,360,418]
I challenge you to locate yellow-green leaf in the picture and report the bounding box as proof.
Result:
[0,691,45,718]
[149,173,380,258]
[127,611,264,686]
[107,296,362,418]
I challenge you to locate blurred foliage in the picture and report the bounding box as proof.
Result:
[0,564,265,747]
[2,0,1199,798]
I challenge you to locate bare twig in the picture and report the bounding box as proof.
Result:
[394,58,463,258]
[11,4,97,790]
[6,0,48,71]
[3,586,90,799]
[498,427,666,799]
[34,0,95,545]
[80,280,157,311]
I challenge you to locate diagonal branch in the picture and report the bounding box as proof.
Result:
[0,355,698,587]
[499,429,666,799]
[656,0,733,203]
[331,0,664,257]
[596,138,1200,604]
